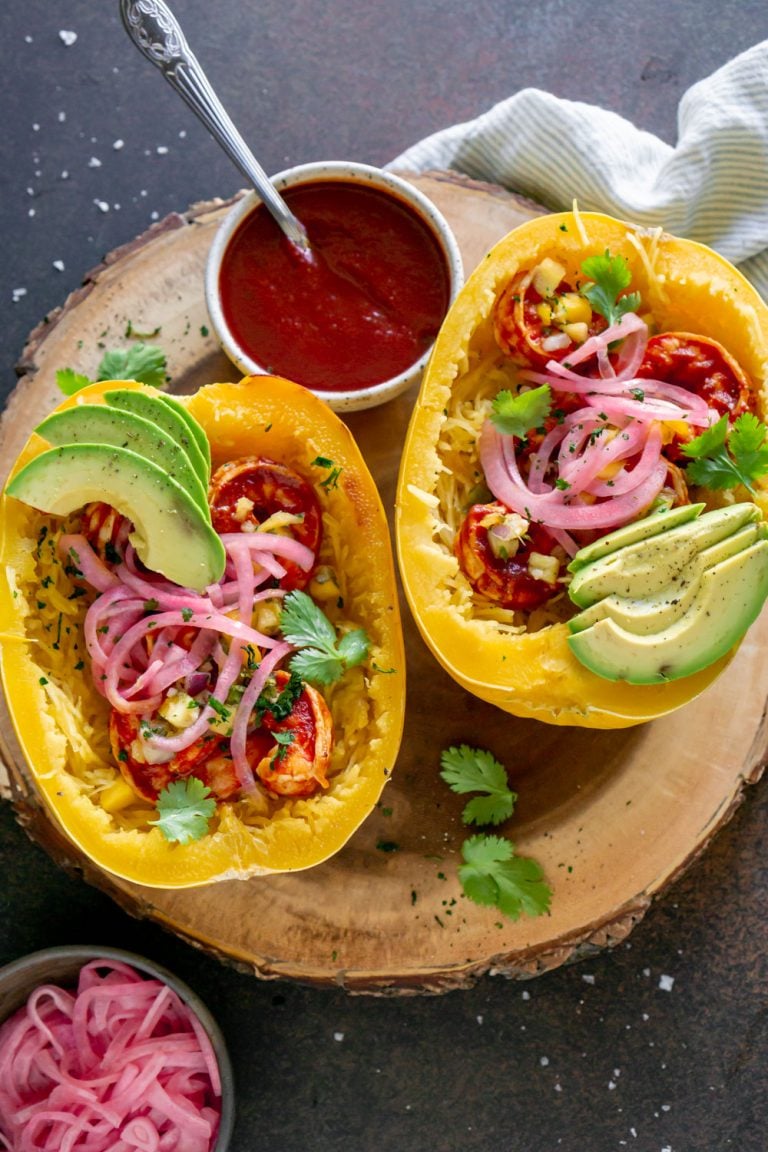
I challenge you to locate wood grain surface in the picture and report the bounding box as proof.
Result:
[1,173,766,994]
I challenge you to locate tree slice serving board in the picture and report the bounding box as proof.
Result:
[1,172,767,995]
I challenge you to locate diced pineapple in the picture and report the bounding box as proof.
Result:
[253,598,282,635]
[562,321,589,344]
[158,690,199,729]
[528,551,560,584]
[532,257,566,299]
[309,565,341,602]
[100,777,138,813]
[536,301,553,326]
[553,292,592,326]
[258,510,304,534]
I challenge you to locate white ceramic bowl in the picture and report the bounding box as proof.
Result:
[0,945,235,1152]
[205,161,464,413]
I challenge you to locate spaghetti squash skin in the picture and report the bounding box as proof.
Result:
[395,211,768,728]
[0,376,405,886]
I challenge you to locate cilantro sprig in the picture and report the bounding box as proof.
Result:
[440,744,517,826]
[151,777,216,845]
[580,251,641,327]
[682,412,768,494]
[459,835,552,922]
[280,590,370,685]
[56,341,168,396]
[490,385,551,438]
[438,744,552,922]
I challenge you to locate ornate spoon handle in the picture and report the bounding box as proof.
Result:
[120,0,309,250]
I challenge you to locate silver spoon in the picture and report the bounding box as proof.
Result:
[120,0,311,252]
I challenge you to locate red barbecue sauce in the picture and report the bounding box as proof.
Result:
[218,180,451,392]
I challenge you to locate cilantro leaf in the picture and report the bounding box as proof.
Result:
[682,412,768,494]
[280,590,370,685]
[491,385,551,437]
[57,368,93,396]
[580,251,641,326]
[150,777,216,845]
[97,342,167,389]
[459,834,552,921]
[440,744,517,826]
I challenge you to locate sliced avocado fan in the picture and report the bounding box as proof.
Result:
[566,504,768,684]
[7,444,224,591]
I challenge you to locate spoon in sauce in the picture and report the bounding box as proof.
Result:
[120,0,311,254]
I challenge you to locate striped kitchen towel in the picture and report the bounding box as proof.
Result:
[389,40,768,298]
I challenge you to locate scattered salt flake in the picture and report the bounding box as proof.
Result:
[333,1031,344,1042]
[613,1068,621,1077]
[554,1083,562,1092]
[659,974,675,992]
[539,1056,549,1067]
[642,1013,649,1021]
[52,260,65,272]
[608,1081,617,1091]
[59,30,78,46]
[643,967,651,977]
[179,129,187,138]
[582,974,596,985]
[661,1146,672,1151]
[24,35,33,43]
[661,1104,671,1112]
[12,287,28,302]
[521,990,531,1001]
[150,210,159,220]
[61,171,69,180]
[156,145,169,155]
[88,157,102,168]
[58,111,66,122]
[26,187,35,196]
[476,1015,483,1025]
[28,208,35,217]
[140,189,148,197]
[113,139,125,150]
[93,199,109,213]
[630,1128,637,1138]
[32,123,40,132]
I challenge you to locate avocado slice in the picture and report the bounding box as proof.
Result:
[569,503,762,608]
[7,444,225,591]
[567,503,705,573]
[34,405,209,512]
[569,522,766,637]
[104,389,209,487]
[158,394,211,473]
[568,539,768,683]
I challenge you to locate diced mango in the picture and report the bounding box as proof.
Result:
[532,257,566,299]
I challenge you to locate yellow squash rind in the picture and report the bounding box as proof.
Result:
[395,211,768,728]
[1,376,405,886]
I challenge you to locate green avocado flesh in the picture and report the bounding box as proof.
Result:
[7,444,225,591]
[567,504,768,684]
[567,503,705,573]
[157,394,211,472]
[104,389,209,487]
[34,405,209,512]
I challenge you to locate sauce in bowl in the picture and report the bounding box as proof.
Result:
[217,180,452,394]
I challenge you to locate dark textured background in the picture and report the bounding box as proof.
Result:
[1,3,767,1150]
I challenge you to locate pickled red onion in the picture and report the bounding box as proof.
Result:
[0,959,221,1152]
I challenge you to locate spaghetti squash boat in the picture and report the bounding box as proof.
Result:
[1,376,405,886]
[396,210,768,728]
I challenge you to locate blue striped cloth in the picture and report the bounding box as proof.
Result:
[389,41,768,298]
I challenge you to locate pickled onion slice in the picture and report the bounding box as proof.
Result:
[0,959,221,1152]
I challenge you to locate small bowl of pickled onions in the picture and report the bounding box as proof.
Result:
[0,945,234,1152]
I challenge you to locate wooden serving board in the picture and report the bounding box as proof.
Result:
[2,173,767,995]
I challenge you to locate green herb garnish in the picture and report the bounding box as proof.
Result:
[490,385,552,438]
[280,590,370,685]
[682,412,768,494]
[439,744,517,826]
[580,251,641,327]
[151,777,216,845]
[56,368,93,396]
[97,342,167,388]
[459,834,552,921]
